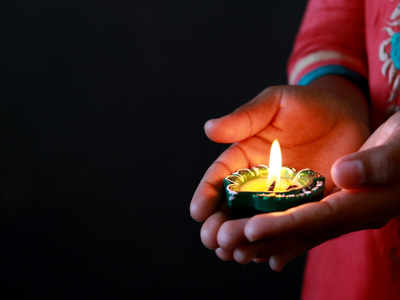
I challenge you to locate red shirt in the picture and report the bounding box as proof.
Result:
[288,1,400,299]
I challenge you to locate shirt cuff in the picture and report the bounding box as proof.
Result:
[287,50,369,99]
[297,65,369,99]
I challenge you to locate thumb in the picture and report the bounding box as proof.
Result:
[332,135,400,188]
[204,87,282,143]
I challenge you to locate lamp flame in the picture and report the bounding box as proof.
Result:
[268,139,282,190]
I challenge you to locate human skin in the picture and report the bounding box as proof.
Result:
[189,75,391,270]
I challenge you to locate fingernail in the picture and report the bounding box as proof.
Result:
[334,159,365,187]
[268,256,282,272]
[233,249,245,263]
[215,248,223,256]
[204,119,214,130]
[234,249,252,264]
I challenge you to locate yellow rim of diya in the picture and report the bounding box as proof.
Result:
[223,165,325,215]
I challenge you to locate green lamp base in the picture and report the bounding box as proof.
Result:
[224,165,325,219]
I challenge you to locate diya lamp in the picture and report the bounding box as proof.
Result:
[224,139,325,219]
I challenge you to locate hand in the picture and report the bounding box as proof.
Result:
[234,110,400,271]
[190,76,369,267]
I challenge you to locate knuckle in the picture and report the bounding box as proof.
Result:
[320,200,337,219]
[285,211,298,229]
[245,215,265,239]
[376,146,400,183]
[262,85,286,100]
[362,145,396,184]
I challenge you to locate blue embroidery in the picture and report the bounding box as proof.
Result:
[297,65,369,101]
[391,32,400,70]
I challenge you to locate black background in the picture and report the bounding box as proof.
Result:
[1,1,308,299]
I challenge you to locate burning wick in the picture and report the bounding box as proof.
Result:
[268,181,276,192]
[267,139,282,191]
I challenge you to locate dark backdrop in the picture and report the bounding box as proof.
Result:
[1,1,307,299]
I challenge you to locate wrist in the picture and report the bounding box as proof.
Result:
[309,75,370,131]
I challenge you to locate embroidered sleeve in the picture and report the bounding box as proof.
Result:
[287,0,368,89]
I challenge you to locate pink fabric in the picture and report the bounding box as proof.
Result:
[302,220,400,300]
[288,0,368,84]
[288,1,400,299]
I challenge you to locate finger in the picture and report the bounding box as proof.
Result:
[332,126,400,188]
[244,200,338,242]
[359,111,400,151]
[201,210,229,249]
[234,237,307,265]
[241,188,400,269]
[245,188,398,246]
[269,247,308,272]
[190,144,249,221]
[234,239,277,264]
[204,87,282,143]
[269,255,289,272]
[215,248,234,261]
[217,218,249,250]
